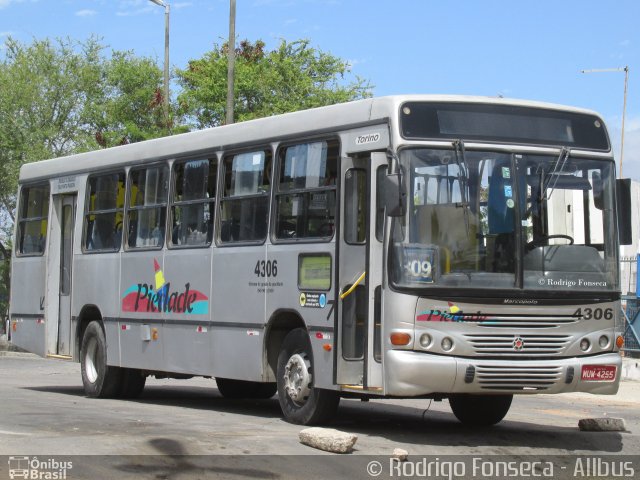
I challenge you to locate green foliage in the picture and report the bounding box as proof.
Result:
[0,36,372,318]
[86,50,188,148]
[177,39,373,128]
[0,37,184,315]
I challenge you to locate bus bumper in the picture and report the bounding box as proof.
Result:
[384,350,621,396]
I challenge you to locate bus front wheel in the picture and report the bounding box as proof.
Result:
[276,328,339,425]
[80,321,123,398]
[449,394,513,426]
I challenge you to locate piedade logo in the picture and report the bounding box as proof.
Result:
[121,259,209,314]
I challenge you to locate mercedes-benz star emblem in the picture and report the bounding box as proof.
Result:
[513,336,525,351]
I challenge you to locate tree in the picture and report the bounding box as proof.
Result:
[0,36,182,319]
[86,50,188,148]
[177,39,373,128]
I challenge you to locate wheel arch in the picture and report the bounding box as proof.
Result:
[264,309,307,382]
[74,304,104,362]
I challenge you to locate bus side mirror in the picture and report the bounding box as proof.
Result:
[616,178,632,245]
[384,172,406,217]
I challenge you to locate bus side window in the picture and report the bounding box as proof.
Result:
[17,184,50,256]
[169,158,216,247]
[126,165,169,249]
[274,139,338,241]
[219,150,271,244]
[84,172,125,252]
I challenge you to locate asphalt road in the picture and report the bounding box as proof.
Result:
[0,354,638,479]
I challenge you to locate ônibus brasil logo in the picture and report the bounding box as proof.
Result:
[121,259,209,314]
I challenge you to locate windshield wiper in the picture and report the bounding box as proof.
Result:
[452,140,470,233]
[540,147,571,201]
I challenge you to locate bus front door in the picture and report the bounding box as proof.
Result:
[336,152,386,390]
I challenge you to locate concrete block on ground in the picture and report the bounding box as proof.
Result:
[392,448,409,461]
[299,427,357,454]
[578,417,627,432]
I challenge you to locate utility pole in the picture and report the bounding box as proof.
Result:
[150,0,171,130]
[581,66,630,177]
[226,0,236,125]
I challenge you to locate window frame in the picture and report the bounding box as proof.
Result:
[217,146,273,246]
[344,167,367,245]
[82,169,126,254]
[271,137,340,244]
[124,162,170,251]
[15,182,51,257]
[168,157,218,250]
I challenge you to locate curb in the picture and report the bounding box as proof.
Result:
[0,351,39,358]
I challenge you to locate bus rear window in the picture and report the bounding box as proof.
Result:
[17,184,50,256]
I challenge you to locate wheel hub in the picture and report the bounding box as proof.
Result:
[283,353,312,405]
[85,337,98,384]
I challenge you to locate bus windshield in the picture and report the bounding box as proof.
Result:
[390,147,619,293]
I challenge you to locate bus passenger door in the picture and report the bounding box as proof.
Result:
[57,195,76,356]
[46,194,76,357]
[336,152,386,389]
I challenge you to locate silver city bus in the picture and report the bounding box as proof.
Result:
[9,95,631,426]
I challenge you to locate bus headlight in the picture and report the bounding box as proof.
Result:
[598,335,609,349]
[580,338,590,351]
[419,333,432,348]
[441,337,454,351]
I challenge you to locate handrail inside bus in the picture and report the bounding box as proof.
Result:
[340,272,366,300]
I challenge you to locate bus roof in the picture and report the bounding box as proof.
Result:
[18,94,604,183]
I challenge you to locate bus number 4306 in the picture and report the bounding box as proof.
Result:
[255,260,278,278]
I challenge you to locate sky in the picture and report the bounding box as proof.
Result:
[1,0,639,178]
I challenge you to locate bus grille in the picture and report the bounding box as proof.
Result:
[463,333,571,356]
[475,365,563,391]
[474,314,578,329]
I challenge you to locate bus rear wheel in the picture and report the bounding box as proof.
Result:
[449,394,513,426]
[80,321,123,398]
[276,328,339,425]
[216,378,277,399]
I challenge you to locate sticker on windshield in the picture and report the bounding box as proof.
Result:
[504,185,513,198]
[502,167,511,179]
[401,246,437,284]
[506,199,515,208]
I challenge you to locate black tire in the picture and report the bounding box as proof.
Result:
[216,378,277,399]
[80,321,123,398]
[119,368,147,399]
[276,328,339,425]
[449,394,513,426]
